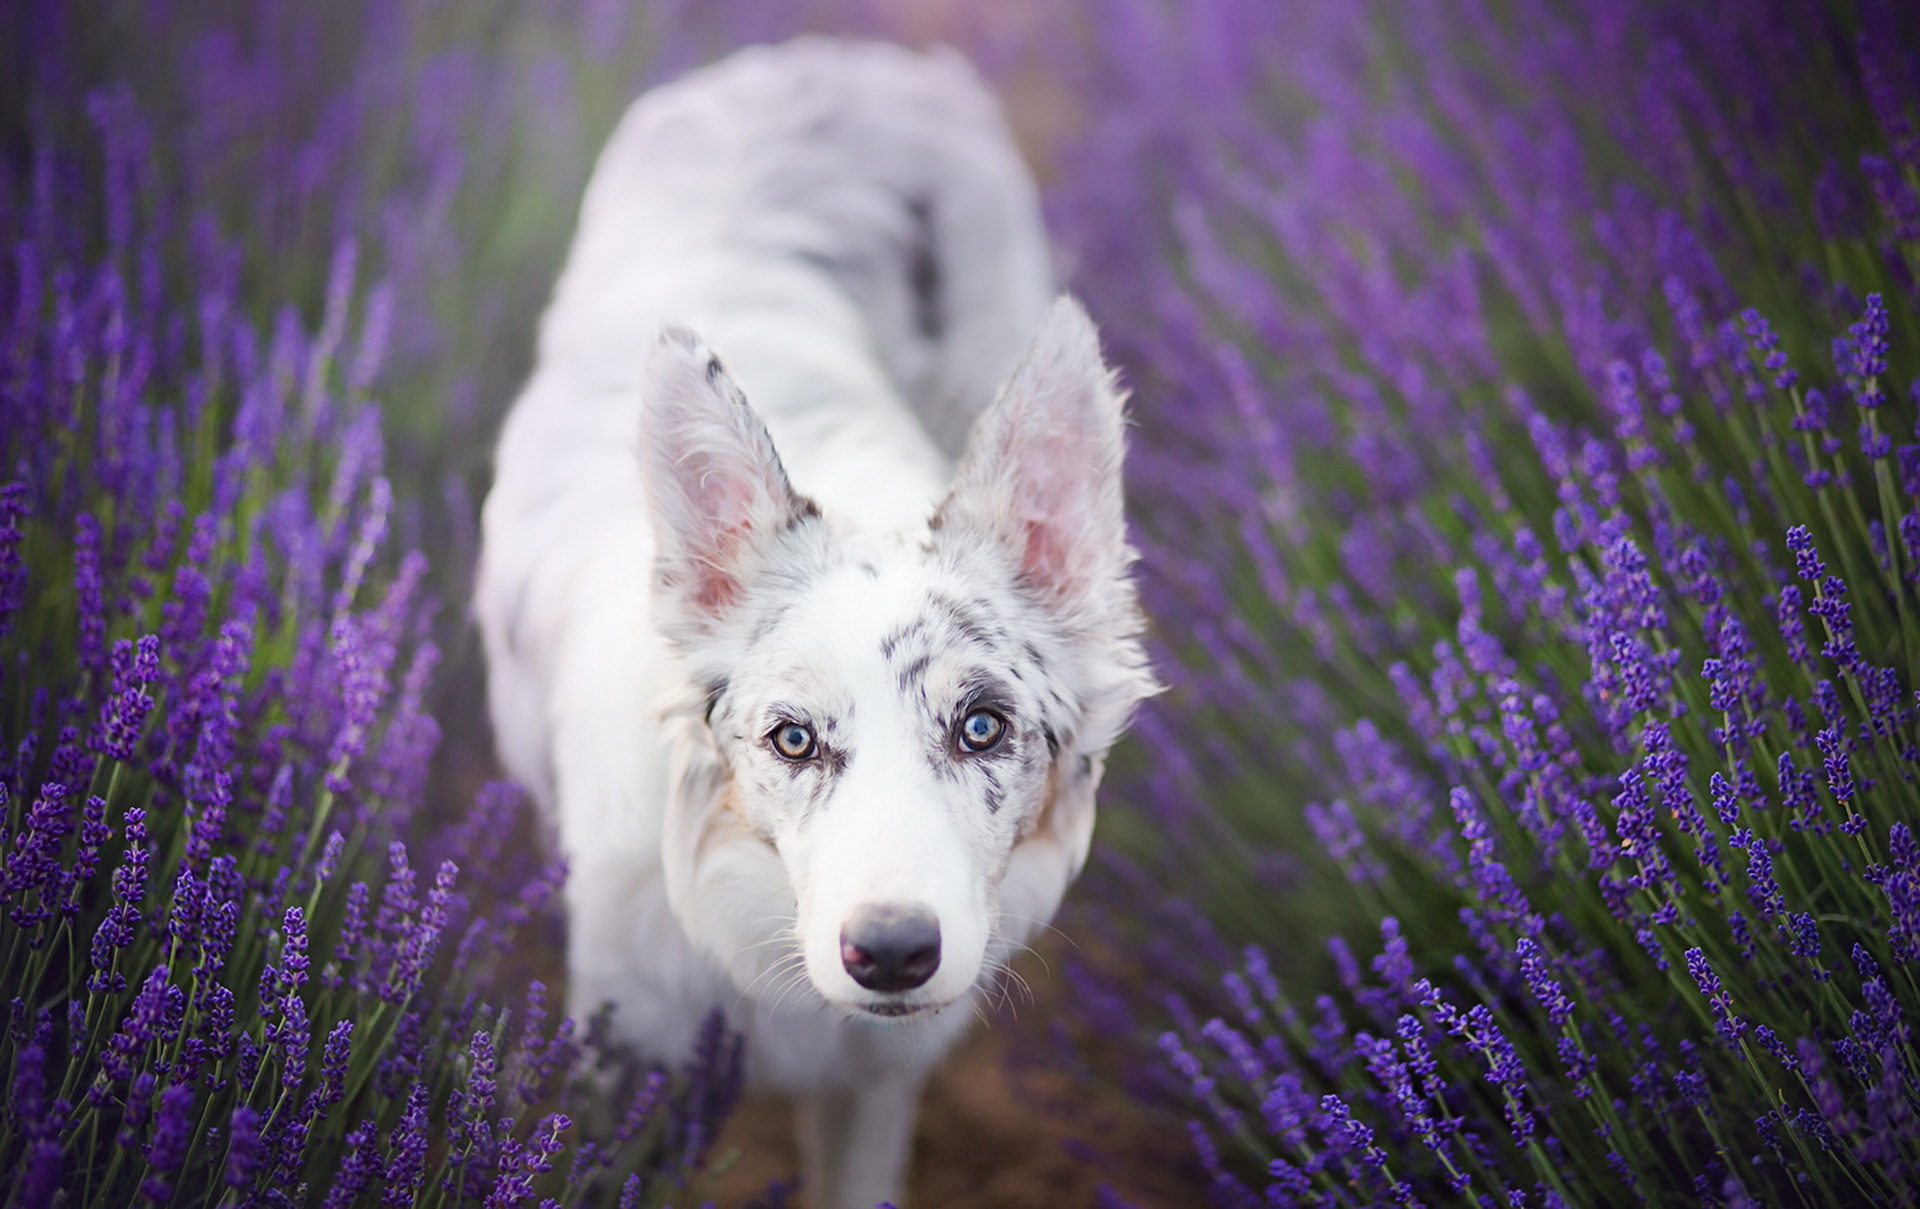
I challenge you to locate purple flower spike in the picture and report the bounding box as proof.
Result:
[384,1082,431,1205]
[90,806,150,994]
[1776,585,1811,667]
[143,1083,195,1194]
[1840,293,1890,408]
[281,906,311,992]
[392,859,458,1002]
[1814,728,1855,807]
[74,513,106,672]
[0,482,29,638]
[317,830,346,884]
[1685,948,1746,1044]
[315,1020,354,1115]
[453,1028,498,1154]
[326,613,390,794]
[273,986,311,1090]
[378,842,418,938]
[1885,823,1920,961]
[100,966,170,1084]
[225,1104,262,1189]
[1785,526,1825,581]
[488,1112,573,1207]
[333,881,370,989]
[1746,841,1785,920]
[94,635,161,762]
[1450,787,1529,924]
[1742,309,1798,391]
[1461,1004,1534,1145]
[6,781,72,931]
[1516,937,1573,1027]
[322,1119,383,1209]
[1710,773,1740,827]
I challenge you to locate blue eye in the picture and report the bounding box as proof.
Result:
[959,710,1007,753]
[771,722,817,760]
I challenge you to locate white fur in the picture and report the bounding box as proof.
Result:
[475,38,1154,1209]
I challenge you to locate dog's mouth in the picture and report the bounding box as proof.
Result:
[853,995,947,1019]
[860,1000,921,1018]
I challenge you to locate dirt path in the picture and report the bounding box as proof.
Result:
[704,1000,1203,1208]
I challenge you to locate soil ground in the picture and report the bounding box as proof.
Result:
[703,977,1205,1209]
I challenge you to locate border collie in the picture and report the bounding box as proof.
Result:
[476,38,1154,1207]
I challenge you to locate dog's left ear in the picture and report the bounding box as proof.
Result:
[642,328,817,631]
[935,297,1132,626]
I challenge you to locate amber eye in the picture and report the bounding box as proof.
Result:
[771,722,817,761]
[959,710,1007,753]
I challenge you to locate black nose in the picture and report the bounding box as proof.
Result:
[840,904,941,992]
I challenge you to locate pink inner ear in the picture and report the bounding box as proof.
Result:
[691,564,741,613]
[1021,514,1078,599]
[1008,424,1093,599]
[680,464,763,614]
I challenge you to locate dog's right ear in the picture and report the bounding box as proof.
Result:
[935,298,1132,627]
[642,328,817,629]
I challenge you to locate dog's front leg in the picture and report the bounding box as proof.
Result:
[795,1066,927,1209]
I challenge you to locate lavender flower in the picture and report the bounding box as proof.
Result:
[98,966,169,1085]
[385,1081,431,1205]
[322,1119,384,1209]
[1515,937,1573,1028]
[1685,949,1746,1045]
[281,906,311,992]
[225,1105,263,1189]
[141,1083,195,1199]
[6,781,71,931]
[93,635,160,762]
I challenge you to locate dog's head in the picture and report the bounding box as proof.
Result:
[642,298,1153,1020]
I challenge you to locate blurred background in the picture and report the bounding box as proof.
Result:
[4,0,1920,1205]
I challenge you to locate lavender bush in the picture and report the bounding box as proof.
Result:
[1038,0,1920,1204]
[0,2,782,1204]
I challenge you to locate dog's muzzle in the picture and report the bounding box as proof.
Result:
[840,903,941,994]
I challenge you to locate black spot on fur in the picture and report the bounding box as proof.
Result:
[880,618,929,663]
[1042,724,1060,757]
[905,196,943,340]
[926,593,993,649]
[860,562,878,579]
[981,765,1005,814]
[704,354,726,383]
[1023,641,1047,671]
[504,581,531,656]
[897,652,932,692]
[703,680,728,725]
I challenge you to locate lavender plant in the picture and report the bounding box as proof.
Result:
[0,5,769,1204]
[1040,0,1920,1204]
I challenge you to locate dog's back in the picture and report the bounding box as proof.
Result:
[570,38,1053,456]
[480,39,1052,817]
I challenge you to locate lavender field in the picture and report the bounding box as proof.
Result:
[4,0,1919,1206]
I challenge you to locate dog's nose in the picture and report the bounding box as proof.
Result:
[840,904,941,992]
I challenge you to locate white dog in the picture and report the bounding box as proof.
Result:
[476,38,1153,1208]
